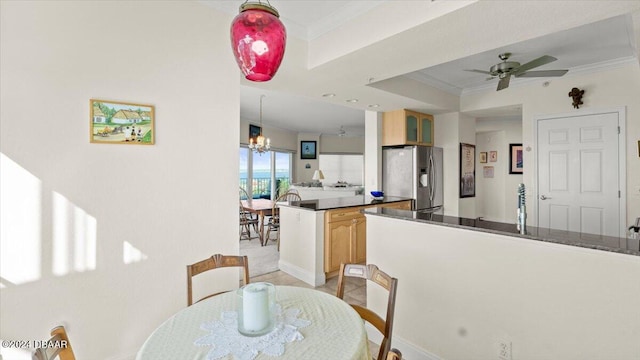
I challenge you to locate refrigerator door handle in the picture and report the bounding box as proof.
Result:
[429,154,435,201]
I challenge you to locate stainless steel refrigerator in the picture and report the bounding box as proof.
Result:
[382,145,443,212]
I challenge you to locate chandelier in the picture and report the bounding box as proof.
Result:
[249,95,271,154]
[230,0,287,82]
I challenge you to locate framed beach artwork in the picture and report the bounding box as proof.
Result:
[90,99,155,144]
[459,143,475,198]
[509,143,523,174]
[300,141,317,159]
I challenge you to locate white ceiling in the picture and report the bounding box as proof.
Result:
[207,1,640,136]
[405,14,637,95]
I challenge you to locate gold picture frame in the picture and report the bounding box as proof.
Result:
[90,99,155,145]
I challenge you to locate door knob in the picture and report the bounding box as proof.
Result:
[540,195,551,200]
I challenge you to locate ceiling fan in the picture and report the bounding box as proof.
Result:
[465,52,568,91]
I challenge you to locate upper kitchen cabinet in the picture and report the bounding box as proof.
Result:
[382,109,434,146]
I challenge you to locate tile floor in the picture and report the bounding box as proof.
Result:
[250,270,367,307]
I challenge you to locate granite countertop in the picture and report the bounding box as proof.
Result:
[282,195,411,211]
[364,208,640,257]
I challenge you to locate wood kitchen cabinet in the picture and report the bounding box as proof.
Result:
[323,200,411,278]
[382,109,434,146]
[324,207,365,277]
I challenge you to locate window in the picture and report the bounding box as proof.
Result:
[239,147,292,199]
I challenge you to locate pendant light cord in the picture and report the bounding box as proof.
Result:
[259,94,266,136]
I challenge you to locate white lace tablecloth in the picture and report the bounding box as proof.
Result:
[136,286,371,360]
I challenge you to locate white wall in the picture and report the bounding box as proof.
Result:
[367,215,640,360]
[462,62,640,228]
[434,112,460,216]
[295,133,320,183]
[0,2,238,359]
[475,116,523,223]
[319,134,365,154]
[364,111,383,195]
[240,119,298,151]
[458,113,476,219]
[476,130,507,222]
[433,112,477,218]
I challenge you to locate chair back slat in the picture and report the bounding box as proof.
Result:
[337,263,398,360]
[186,254,249,306]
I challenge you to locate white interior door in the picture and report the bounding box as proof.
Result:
[537,111,621,237]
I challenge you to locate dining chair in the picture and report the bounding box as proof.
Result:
[336,263,398,360]
[186,254,250,306]
[239,200,259,240]
[386,348,402,360]
[265,191,302,249]
[32,325,75,360]
[239,188,258,236]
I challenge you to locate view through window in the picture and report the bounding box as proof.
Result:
[239,148,292,199]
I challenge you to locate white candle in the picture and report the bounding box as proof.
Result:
[242,283,269,332]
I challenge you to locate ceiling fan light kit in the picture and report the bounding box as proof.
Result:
[230,0,287,82]
[466,52,568,91]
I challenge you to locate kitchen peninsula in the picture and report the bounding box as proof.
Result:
[277,196,411,286]
[363,208,640,360]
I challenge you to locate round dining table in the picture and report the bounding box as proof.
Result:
[136,285,371,360]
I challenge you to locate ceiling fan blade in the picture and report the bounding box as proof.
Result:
[515,69,568,78]
[513,55,557,75]
[465,69,492,75]
[496,74,511,91]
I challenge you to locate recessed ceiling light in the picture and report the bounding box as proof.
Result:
[322,93,336,98]
[346,99,358,103]
[368,104,380,108]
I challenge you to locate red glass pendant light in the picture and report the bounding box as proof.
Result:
[230,1,287,82]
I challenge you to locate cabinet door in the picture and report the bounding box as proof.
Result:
[326,220,353,273]
[405,112,419,143]
[419,114,434,145]
[352,217,367,264]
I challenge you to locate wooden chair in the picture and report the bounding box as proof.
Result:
[32,326,75,360]
[239,200,259,240]
[337,263,398,360]
[239,188,258,236]
[186,254,250,306]
[265,191,302,249]
[386,348,402,360]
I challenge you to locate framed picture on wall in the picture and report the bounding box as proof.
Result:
[459,143,475,198]
[479,152,487,163]
[249,124,261,142]
[301,141,317,159]
[90,99,155,145]
[509,143,523,174]
[489,151,497,162]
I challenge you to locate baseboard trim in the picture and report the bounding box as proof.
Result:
[365,324,442,360]
[278,260,325,286]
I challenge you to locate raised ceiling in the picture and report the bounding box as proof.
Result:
[208,1,640,136]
